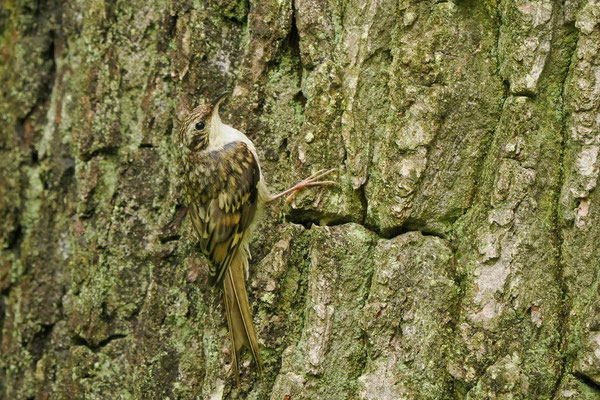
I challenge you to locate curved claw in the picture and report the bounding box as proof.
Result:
[305,168,337,182]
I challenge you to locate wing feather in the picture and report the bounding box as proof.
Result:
[187,141,260,285]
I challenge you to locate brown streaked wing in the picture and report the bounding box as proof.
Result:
[188,141,260,285]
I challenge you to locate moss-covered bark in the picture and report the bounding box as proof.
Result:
[1,0,600,398]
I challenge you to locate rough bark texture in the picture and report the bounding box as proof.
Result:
[1,0,600,399]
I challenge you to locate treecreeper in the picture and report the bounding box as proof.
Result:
[177,93,336,379]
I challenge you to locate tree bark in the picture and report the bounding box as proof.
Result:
[1,0,600,398]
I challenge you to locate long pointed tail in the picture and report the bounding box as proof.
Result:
[222,250,262,377]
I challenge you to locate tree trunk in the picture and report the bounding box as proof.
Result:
[1,0,599,398]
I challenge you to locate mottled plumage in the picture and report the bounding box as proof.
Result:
[186,141,260,284]
[177,93,335,380]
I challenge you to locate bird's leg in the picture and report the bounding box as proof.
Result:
[267,168,337,204]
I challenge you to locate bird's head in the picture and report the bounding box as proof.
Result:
[178,93,228,152]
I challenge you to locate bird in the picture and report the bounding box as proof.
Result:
[177,92,335,379]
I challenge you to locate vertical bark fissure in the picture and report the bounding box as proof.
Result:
[551,20,579,398]
[452,3,509,226]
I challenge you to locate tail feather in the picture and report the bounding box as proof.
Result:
[222,250,262,377]
[223,286,240,382]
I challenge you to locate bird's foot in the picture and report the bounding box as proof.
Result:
[269,168,337,204]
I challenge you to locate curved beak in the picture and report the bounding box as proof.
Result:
[211,92,229,114]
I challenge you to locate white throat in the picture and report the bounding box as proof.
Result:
[207,111,261,173]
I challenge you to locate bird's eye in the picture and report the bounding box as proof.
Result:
[195,121,205,131]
